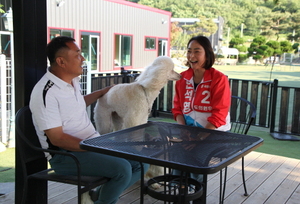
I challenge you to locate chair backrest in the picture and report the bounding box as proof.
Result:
[15,106,47,167]
[230,96,256,135]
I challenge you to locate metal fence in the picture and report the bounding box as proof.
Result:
[1,65,298,147]
[0,58,13,146]
[229,78,274,128]
[89,69,300,140]
[269,82,300,140]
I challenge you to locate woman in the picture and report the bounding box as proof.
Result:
[172,35,231,132]
[171,36,231,194]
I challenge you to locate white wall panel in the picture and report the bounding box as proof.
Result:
[47,0,171,72]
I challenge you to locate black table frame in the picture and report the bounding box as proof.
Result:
[80,121,263,204]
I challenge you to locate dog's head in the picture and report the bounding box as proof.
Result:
[136,56,181,85]
[152,56,181,81]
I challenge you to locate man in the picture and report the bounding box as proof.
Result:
[30,36,148,204]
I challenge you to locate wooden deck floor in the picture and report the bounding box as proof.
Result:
[1,151,299,204]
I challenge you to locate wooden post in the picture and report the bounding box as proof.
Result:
[13,0,47,203]
[269,79,278,133]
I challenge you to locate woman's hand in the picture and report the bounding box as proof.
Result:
[176,114,186,125]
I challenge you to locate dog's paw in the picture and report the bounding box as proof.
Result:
[81,191,94,204]
[145,177,162,190]
[149,182,161,190]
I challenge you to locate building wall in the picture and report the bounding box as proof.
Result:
[208,16,224,52]
[47,0,171,72]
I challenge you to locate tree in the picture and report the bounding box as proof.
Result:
[265,40,283,80]
[280,40,293,53]
[264,0,280,4]
[260,11,290,40]
[266,40,282,55]
[170,21,190,58]
[182,16,217,37]
[248,36,273,63]
[248,42,264,63]
[253,35,267,45]
[229,37,247,53]
[129,0,300,44]
[127,0,139,2]
[229,37,244,48]
[287,12,300,43]
[170,21,183,47]
[253,54,262,62]
[292,43,299,53]
[0,4,4,14]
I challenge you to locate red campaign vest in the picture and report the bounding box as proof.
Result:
[172,67,231,128]
[182,78,213,114]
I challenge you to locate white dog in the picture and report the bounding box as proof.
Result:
[94,56,181,134]
[94,56,181,186]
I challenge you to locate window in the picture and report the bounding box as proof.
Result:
[0,33,12,59]
[145,37,156,49]
[50,29,74,39]
[158,39,167,56]
[115,35,132,66]
[81,32,100,71]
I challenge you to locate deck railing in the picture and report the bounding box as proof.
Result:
[269,83,300,140]
[88,69,300,139]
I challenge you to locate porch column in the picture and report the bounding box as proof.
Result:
[13,0,47,203]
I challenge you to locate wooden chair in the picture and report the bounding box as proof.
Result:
[219,95,256,203]
[15,106,109,204]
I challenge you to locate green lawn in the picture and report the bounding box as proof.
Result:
[215,64,300,88]
[0,148,15,183]
[247,126,300,159]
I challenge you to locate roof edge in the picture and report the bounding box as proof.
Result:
[105,0,172,16]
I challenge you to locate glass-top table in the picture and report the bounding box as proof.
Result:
[80,121,263,203]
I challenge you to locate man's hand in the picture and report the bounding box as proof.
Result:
[84,85,114,106]
[99,85,114,97]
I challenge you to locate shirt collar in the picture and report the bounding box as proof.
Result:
[45,67,80,89]
[183,67,213,84]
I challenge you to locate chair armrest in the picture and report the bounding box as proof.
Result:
[30,145,82,177]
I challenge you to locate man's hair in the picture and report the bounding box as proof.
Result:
[46,36,75,65]
[185,35,215,70]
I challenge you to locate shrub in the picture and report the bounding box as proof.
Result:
[238,54,248,63]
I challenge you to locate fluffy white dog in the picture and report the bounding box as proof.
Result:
[94,56,181,188]
[94,56,181,134]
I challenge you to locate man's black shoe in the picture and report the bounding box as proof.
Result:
[89,189,99,202]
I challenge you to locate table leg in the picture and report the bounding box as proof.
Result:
[217,168,228,204]
[220,167,227,204]
[139,162,144,204]
[202,174,207,204]
[219,169,222,204]
[177,171,189,203]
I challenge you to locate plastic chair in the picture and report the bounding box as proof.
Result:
[15,106,109,204]
[219,95,256,203]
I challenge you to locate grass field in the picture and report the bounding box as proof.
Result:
[0,148,15,183]
[174,61,300,88]
[215,64,300,88]
[1,64,300,183]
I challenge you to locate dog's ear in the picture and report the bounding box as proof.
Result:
[152,56,174,72]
